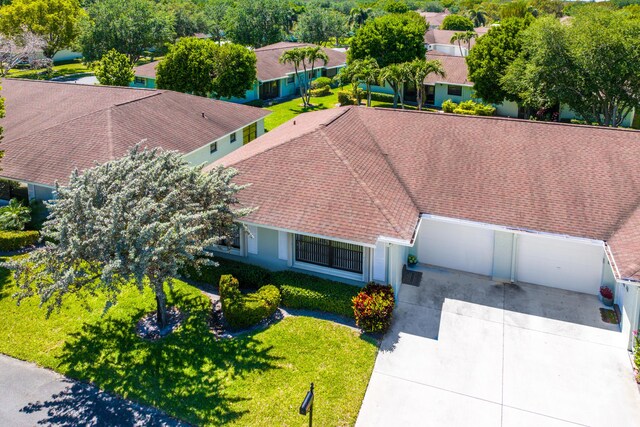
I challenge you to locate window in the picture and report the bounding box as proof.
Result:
[134,77,146,85]
[326,68,338,78]
[447,85,463,96]
[230,132,236,143]
[295,234,363,274]
[243,122,257,144]
[210,141,217,153]
[220,224,241,249]
[287,75,294,84]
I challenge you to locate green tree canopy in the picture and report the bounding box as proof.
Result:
[466,17,532,104]
[0,0,86,58]
[502,9,640,127]
[294,6,348,46]
[224,0,290,47]
[93,49,134,87]
[156,37,256,99]
[7,146,250,328]
[440,14,475,31]
[79,0,175,62]
[203,0,231,44]
[164,0,207,40]
[348,12,426,68]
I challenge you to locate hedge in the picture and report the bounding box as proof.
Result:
[0,230,40,251]
[309,86,331,97]
[272,270,361,318]
[184,257,271,289]
[369,92,395,103]
[219,274,281,330]
[310,77,332,89]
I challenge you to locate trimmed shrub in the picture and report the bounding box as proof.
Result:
[352,283,395,333]
[310,77,332,89]
[27,200,48,231]
[273,270,361,318]
[369,92,395,103]
[185,258,271,289]
[0,230,40,251]
[474,103,496,116]
[219,274,281,330]
[442,99,457,113]
[309,85,332,97]
[338,90,357,105]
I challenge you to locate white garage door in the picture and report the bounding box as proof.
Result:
[417,220,494,276]
[515,234,604,294]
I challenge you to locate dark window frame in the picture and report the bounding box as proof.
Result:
[210,141,217,153]
[243,122,258,144]
[230,132,236,143]
[447,85,463,96]
[294,234,364,274]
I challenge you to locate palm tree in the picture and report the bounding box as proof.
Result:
[279,48,305,102]
[349,7,371,29]
[408,59,445,111]
[450,31,477,57]
[379,63,410,109]
[300,46,329,106]
[467,9,488,27]
[340,58,379,106]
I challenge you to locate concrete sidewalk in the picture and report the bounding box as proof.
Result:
[0,354,187,426]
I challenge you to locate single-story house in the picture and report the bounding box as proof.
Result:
[0,78,270,200]
[424,27,489,57]
[131,42,347,103]
[206,106,640,350]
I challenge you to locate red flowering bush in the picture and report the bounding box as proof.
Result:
[600,286,613,300]
[352,283,395,333]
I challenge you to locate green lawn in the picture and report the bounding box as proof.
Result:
[262,87,422,131]
[0,257,377,426]
[8,61,92,80]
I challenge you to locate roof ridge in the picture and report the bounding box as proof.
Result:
[370,107,640,134]
[318,109,416,239]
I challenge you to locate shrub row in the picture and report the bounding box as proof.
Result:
[185,257,271,289]
[310,77,332,89]
[442,99,495,116]
[219,274,281,330]
[0,230,40,251]
[272,270,361,319]
[353,283,395,333]
[309,86,332,97]
[369,92,395,103]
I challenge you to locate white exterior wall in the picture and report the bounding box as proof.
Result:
[494,100,519,118]
[182,119,265,167]
[615,281,640,350]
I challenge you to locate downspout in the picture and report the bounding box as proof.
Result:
[510,233,518,283]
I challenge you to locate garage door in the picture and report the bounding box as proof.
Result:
[515,234,604,294]
[417,220,494,276]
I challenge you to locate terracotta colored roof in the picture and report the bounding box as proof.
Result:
[0,79,269,186]
[424,27,489,48]
[207,106,640,280]
[425,51,471,85]
[420,11,450,28]
[134,61,158,79]
[133,43,347,83]
[254,42,346,82]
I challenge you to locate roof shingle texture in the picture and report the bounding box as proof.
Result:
[425,51,471,85]
[0,79,269,186]
[424,27,489,48]
[207,106,640,280]
[133,42,347,82]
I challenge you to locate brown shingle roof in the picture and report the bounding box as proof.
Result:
[425,51,471,85]
[0,79,269,186]
[424,27,489,48]
[207,106,640,280]
[420,12,450,28]
[254,42,346,82]
[133,42,347,83]
[134,61,158,79]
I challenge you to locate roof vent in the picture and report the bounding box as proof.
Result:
[202,112,205,118]
[293,120,296,125]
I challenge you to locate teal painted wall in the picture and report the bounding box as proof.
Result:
[130,77,156,89]
[433,84,477,107]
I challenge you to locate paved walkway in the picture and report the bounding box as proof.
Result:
[356,266,640,427]
[0,354,187,426]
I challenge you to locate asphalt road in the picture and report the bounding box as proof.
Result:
[0,354,188,426]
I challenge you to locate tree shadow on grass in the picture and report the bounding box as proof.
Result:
[287,102,330,116]
[21,380,188,427]
[57,289,283,426]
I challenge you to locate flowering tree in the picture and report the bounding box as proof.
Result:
[7,146,251,328]
[0,29,47,76]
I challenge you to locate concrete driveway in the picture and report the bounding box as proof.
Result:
[356,266,640,427]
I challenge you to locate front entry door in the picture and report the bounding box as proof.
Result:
[425,85,435,105]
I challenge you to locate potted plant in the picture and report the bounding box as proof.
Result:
[407,254,418,268]
[600,286,614,307]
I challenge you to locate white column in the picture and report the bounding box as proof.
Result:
[247,225,258,255]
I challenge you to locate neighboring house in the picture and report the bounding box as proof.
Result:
[206,106,640,350]
[424,27,489,57]
[420,11,450,29]
[0,78,269,200]
[131,42,347,103]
